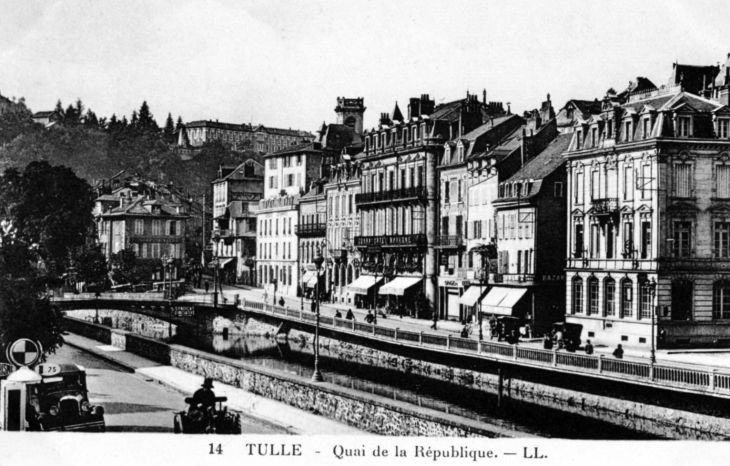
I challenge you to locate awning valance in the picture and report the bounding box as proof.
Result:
[303,271,320,288]
[458,285,487,306]
[208,258,235,269]
[379,277,421,296]
[346,275,383,294]
[480,287,527,315]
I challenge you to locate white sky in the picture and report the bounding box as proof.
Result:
[1,0,728,133]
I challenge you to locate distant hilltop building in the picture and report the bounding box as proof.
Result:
[177,120,315,154]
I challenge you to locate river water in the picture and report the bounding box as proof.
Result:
[67,310,727,439]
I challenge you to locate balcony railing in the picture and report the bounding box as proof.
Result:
[355,187,427,206]
[434,235,464,247]
[591,198,619,215]
[295,223,327,237]
[354,234,427,248]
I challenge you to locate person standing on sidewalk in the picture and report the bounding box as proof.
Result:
[613,344,624,359]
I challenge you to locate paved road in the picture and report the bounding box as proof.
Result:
[47,344,287,434]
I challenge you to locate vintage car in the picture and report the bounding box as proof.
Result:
[30,364,105,432]
[173,396,241,434]
[495,316,521,343]
[551,322,583,351]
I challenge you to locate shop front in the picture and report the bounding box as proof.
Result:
[379,276,422,317]
[437,277,473,322]
[346,275,384,309]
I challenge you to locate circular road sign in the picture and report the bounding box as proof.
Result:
[6,339,42,368]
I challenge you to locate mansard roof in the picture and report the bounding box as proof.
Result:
[503,133,572,189]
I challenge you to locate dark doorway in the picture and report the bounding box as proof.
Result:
[671,280,693,321]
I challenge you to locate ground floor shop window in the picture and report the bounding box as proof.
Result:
[713,280,730,320]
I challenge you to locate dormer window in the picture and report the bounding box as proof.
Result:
[624,121,632,142]
[458,145,464,161]
[576,130,583,150]
[678,116,692,137]
[566,107,574,119]
[718,119,729,139]
[606,120,614,139]
[515,183,522,198]
[591,127,598,148]
[642,118,651,139]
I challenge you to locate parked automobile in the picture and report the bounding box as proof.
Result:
[33,364,105,432]
[551,322,583,351]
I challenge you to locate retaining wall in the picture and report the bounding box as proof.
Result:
[65,317,514,437]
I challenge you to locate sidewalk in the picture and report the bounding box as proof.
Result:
[63,332,365,435]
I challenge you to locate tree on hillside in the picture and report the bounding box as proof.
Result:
[0,106,38,145]
[137,101,157,132]
[130,110,138,128]
[163,113,175,143]
[0,161,96,278]
[54,99,65,118]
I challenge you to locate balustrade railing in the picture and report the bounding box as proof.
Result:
[295,223,327,236]
[58,293,730,398]
[355,187,427,205]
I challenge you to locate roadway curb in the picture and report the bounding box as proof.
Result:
[63,339,138,373]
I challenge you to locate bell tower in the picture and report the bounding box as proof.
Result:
[335,97,366,134]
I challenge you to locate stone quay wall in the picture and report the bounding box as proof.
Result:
[64,317,514,437]
[280,325,730,439]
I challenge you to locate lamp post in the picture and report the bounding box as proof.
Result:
[213,230,221,310]
[648,277,657,364]
[312,246,325,382]
[478,265,489,341]
[301,265,306,312]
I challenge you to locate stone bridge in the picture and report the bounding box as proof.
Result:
[52,292,240,332]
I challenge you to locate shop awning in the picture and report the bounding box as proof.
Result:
[207,258,235,269]
[458,285,487,306]
[379,277,422,296]
[346,275,383,294]
[480,287,527,315]
[303,271,320,288]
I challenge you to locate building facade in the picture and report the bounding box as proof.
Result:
[179,120,314,153]
[565,62,730,349]
[211,160,264,284]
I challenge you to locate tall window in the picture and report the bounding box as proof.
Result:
[591,127,598,147]
[643,118,651,139]
[574,222,584,258]
[621,280,633,318]
[641,165,651,199]
[134,219,144,234]
[588,277,599,316]
[606,223,615,259]
[719,119,730,139]
[457,180,463,202]
[591,171,600,199]
[574,170,584,204]
[717,164,730,198]
[623,221,634,257]
[623,165,633,200]
[640,221,651,259]
[605,278,616,316]
[576,130,582,150]
[673,222,692,257]
[678,116,691,137]
[444,181,450,203]
[590,224,601,258]
[640,281,653,319]
[713,281,730,320]
[572,277,583,314]
[624,121,632,142]
[673,163,691,197]
[715,222,730,258]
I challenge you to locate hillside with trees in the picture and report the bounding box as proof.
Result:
[0,98,259,194]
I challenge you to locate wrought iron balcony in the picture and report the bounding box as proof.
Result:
[355,187,428,206]
[434,235,464,248]
[354,234,427,248]
[295,223,327,237]
[591,198,619,215]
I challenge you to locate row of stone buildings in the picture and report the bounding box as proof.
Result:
[245,53,730,351]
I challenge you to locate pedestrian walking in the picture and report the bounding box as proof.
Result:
[204,280,210,293]
[365,310,375,324]
[345,309,356,321]
[584,339,594,355]
[612,344,624,359]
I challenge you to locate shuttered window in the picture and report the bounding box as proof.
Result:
[717,165,730,198]
[673,164,691,198]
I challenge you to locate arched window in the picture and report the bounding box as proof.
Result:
[639,281,653,319]
[572,276,583,314]
[340,265,346,287]
[621,279,633,318]
[347,265,353,285]
[334,264,340,287]
[587,277,599,316]
[713,280,730,320]
[604,277,616,317]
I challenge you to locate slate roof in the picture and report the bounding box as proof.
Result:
[33,111,56,118]
[505,133,572,186]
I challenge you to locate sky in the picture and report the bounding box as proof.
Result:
[1,0,728,133]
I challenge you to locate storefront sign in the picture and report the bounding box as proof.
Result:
[171,305,195,317]
[540,275,565,282]
[438,277,472,288]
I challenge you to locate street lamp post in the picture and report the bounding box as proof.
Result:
[213,231,221,310]
[312,246,325,382]
[301,266,306,313]
[648,277,657,364]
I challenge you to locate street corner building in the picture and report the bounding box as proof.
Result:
[565,54,730,350]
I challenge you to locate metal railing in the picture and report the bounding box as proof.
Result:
[295,223,327,236]
[52,293,730,398]
[434,235,464,247]
[355,187,427,205]
[591,198,619,215]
